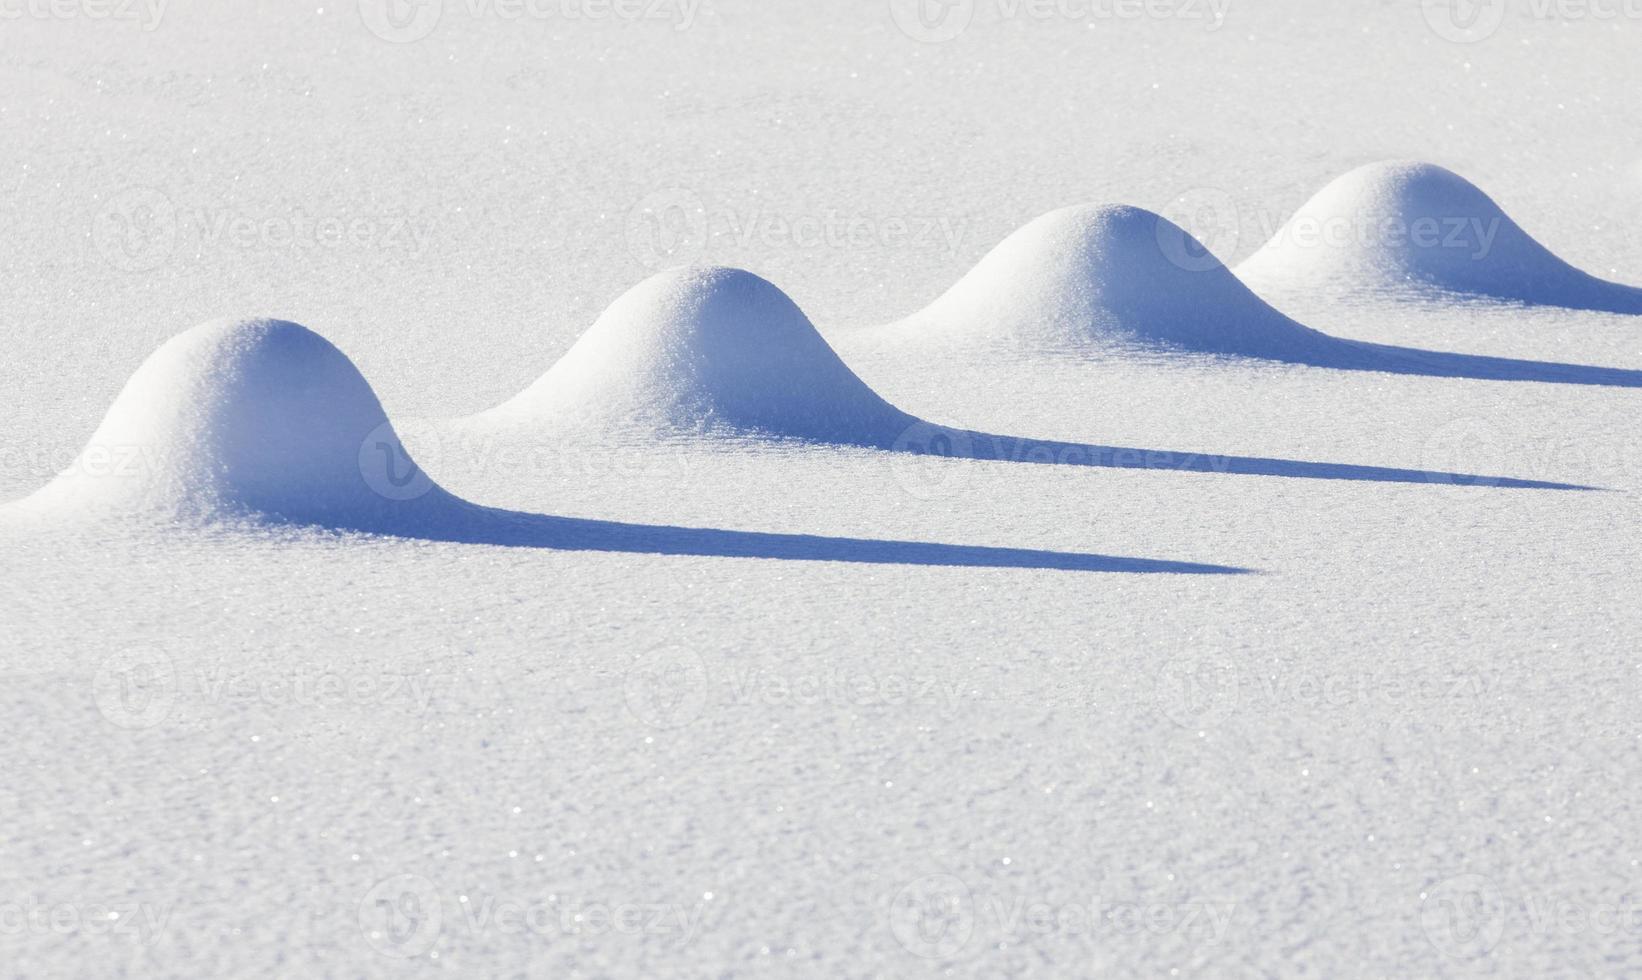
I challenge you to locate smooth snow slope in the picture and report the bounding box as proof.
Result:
[14,318,466,532]
[890,203,1346,359]
[451,258,1580,489]
[466,266,915,444]
[1237,161,1642,312]
[5,2,1642,978]
[884,200,1642,387]
[13,315,1230,572]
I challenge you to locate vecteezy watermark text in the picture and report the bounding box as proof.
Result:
[887,874,1236,959]
[94,647,448,729]
[622,647,969,730]
[0,898,173,946]
[1421,874,1642,959]
[1156,185,1507,275]
[0,0,165,30]
[92,188,435,273]
[625,188,972,270]
[359,0,705,43]
[1422,0,1642,43]
[889,0,1232,43]
[358,875,714,959]
[1153,656,1496,729]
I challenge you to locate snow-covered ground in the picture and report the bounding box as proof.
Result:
[4,1,1642,975]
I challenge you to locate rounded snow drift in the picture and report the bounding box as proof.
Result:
[472,266,915,445]
[1237,161,1642,311]
[893,204,1340,360]
[17,318,460,530]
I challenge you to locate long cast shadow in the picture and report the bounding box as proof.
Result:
[883,424,1592,490]
[1333,338,1642,388]
[1214,325,1642,388]
[1496,277,1642,316]
[351,500,1251,575]
[1435,277,1642,316]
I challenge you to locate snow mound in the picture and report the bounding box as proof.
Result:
[14,318,463,530]
[471,266,915,445]
[893,204,1342,360]
[1237,161,1642,312]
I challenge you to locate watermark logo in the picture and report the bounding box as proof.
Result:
[1156,187,1241,273]
[889,874,975,959]
[725,669,965,709]
[1154,661,1490,729]
[92,187,176,273]
[458,892,708,944]
[624,189,973,271]
[359,0,444,42]
[1416,416,1640,487]
[360,874,444,958]
[1417,876,1642,958]
[891,0,1231,41]
[1421,0,1508,42]
[1528,0,1642,20]
[0,0,167,30]
[1420,417,1503,488]
[888,0,976,42]
[361,0,702,43]
[93,646,176,729]
[97,657,448,730]
[626,188,710,270]
[889,423,976,501]
[887,422,1246,500]
[358,420,444,502]
[376,423,703,489]
[888,876,1237,959]
[188,207,435,255]
[191,665,446,712]
[1421,874,1506,958]
[624,646,709,729]
[360,880,711,952]
[3,441,152,484]
[1153,656,1239,729]
[92,188,434,271]
[1155,182,1508,274]
[0,898,173,946]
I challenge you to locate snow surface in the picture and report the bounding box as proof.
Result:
[464,265,916,444]
[1238,161,1642,312]
[888,199,1642,386]
[889,203,1348,359]
[5,1,1642,977]
[14,317,473,531]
